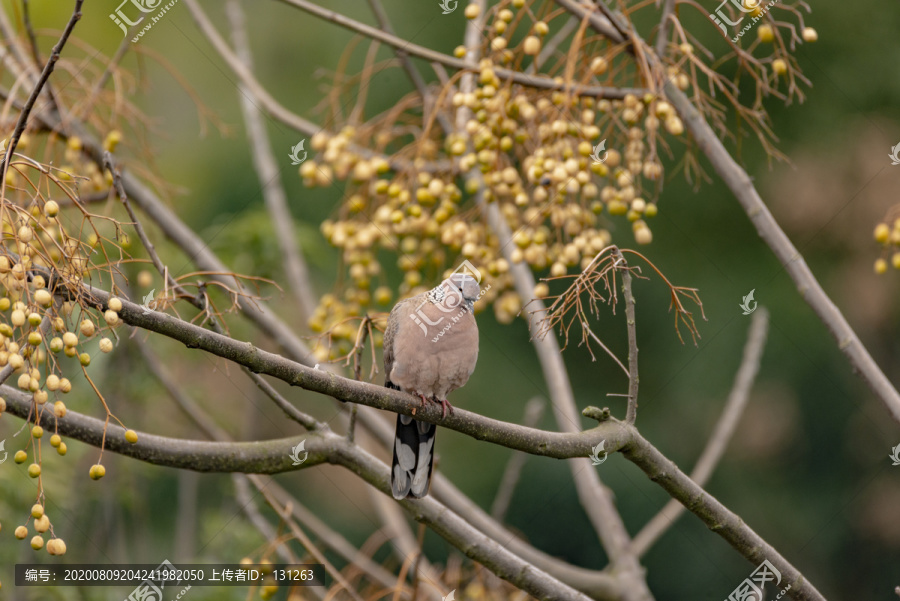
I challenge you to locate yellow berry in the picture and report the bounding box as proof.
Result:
[44,200,59,218]
[104,310,119,326]
[875,258,888,274]
[57,442,67,456]
[802,27,817,42]
[758,24,775,43]
[27,332,42,347]
[125,429,138,444]
[772,58,787,75]
[892,253,900,269]
[89,464,106,480]
[27,463,41,478]
[875,223,890,243]
[137,270,153,288]
[523,36,541,56]
[50,434,61,448]
[635,226,653,245]
[31,426,43,439]
[34,515,49,533]
[14,450,27,463]
[30,535,43,550]
[54,400,67,418]
[99,338,113,353]
[464,3,480,19]
[47,538,66,556]
[59,378,71,393]
[15,526,27,539]
[80,319,95,337]
[31,504,43,518]
[79,352,91,366]
[108,297,123,312]
[34,289,52,307]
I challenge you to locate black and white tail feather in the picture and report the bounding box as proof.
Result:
[387,381,436,499]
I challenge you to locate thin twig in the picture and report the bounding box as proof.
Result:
[615,249,640,425]
[0,0,83,187]
[276,0,641,99]
[630,308,769,557]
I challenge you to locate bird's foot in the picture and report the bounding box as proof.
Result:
[433,397,454,419]
[417,393,429,408]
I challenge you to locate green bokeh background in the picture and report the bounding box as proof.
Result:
[0,0,898,599]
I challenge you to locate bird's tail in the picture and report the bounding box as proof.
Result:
[390,413,436,499]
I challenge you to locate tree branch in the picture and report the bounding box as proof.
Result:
[275,0,642,99]
[631,308,769,556]
[0,384,597,601]
[665,80,900,426]
[621,424,827,601]
[226,0,318,321]
[0,0,82,186]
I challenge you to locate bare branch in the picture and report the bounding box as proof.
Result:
[665,80,900,425]
[0,0,83,187]
[275,0,642,99]
[631,308,769,556]
[615,249,640,425]
[0,385,598,601]
[226,0,318,321]
[621,423,827,601]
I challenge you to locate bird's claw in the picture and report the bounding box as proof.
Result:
[435,398,453,419]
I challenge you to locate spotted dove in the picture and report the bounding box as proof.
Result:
[384,273,481,499]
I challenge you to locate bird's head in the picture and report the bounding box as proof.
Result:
[449,273,481,302]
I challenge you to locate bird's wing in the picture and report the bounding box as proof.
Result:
[383,294,423,387]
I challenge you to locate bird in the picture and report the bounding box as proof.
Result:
[383,272,480,499]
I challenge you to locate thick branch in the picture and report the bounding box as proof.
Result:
[0,385,595,601]
[622,425,827,601]
[84,284,627,460]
